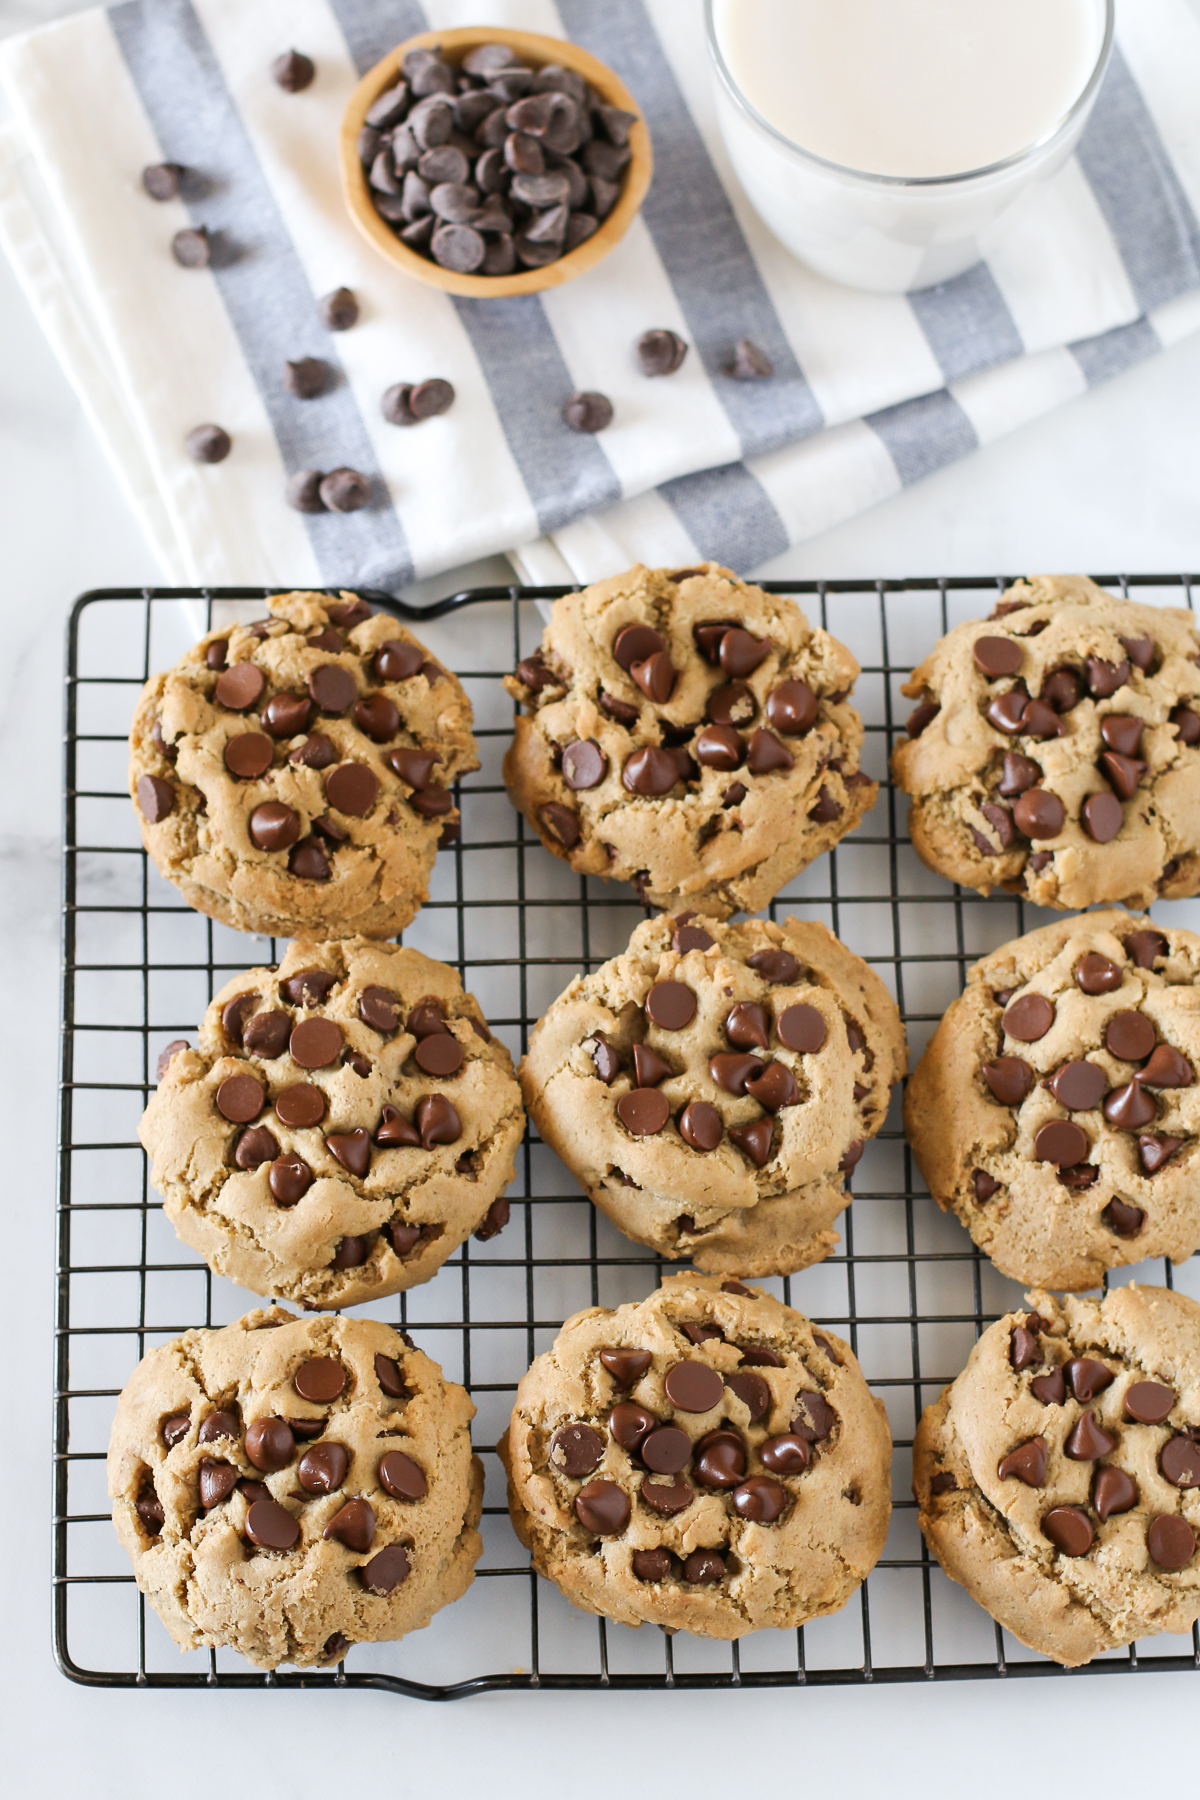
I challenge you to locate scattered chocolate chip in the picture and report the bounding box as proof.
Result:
[172,226,210,268]
[272,48,314,92]
[564,391,613,432]
[637,328,688,375]
[724,337,772,379]
[184,422,232,465]
[142,161,183,200]
[319,467,370,512]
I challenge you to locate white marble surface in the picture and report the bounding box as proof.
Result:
[4,2,1200,1792]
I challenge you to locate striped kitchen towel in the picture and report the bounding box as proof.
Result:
[2,0,1200,590]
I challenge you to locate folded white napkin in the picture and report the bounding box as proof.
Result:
[3,0,1200,590]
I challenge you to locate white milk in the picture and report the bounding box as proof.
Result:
[713,0,1103,180]
[707,0,1112,291]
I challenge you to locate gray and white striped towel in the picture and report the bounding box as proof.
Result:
[2,0,1200,591]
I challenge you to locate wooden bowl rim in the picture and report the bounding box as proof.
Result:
[339,25,653,298]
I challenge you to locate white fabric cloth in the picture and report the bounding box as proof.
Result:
[2,0,1200,589]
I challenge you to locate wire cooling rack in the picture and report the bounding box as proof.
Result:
[57,576,1200,1698]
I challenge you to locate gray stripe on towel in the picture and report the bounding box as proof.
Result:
[111,0,414,590]
[557,0,824,457]
[909,262,1025,385]
[1076,46,1200,316]
[866,388,979,486]
[1070,314,1161,386]
[659,462,790,571]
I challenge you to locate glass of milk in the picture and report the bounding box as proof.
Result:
[707,0,1114,292]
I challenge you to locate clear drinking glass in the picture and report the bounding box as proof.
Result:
[706,0,1115,293]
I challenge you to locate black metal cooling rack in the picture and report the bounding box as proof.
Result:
[56,576,1200,1698]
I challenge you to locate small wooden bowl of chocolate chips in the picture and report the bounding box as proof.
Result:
[340,26,652,297]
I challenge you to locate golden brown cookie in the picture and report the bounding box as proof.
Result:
[905,909,1200,1290]
[108,1308,482,1669]
[914,1287,1200,1667]
[520,912,905,1275]
[140,937,524,1308]
[892,575,1200,911]
[503,562,875,916]
[501,1273,891,1638]
[129,591,477,938]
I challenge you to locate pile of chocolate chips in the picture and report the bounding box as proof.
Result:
[357,42,638,276]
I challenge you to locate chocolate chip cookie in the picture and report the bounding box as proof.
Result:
[129,592,477,939]
[501,1274,891,1637]
[905,910,1200,1290]
[914,1286,1200,1667]
[140,937,524,1308]
[892,576,1200,911]
[503,562,875,916]
[520,913,906,1275]
[109,1308,483,1669]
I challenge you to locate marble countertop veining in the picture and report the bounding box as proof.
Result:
[3,1,1200,1791]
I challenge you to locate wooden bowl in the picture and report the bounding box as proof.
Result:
[340,26,653,298]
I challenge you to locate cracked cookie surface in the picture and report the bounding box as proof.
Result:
[501,1273,891,1638]
[520,913,906,1276]
[914,1286,1200,1667]
[503,562,875,916]
[906,910,1200,1290]
[108,1308,482,1669]
[140,937,524,1307]
[129,591,477,939]
[892,575,1200,911]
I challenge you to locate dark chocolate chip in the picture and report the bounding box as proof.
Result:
[728,1118,774,1166]
[997,1435,1047,1485]
[574,1479,630,1534]
[1147,1513,1196,1570]
[551,1423,606,1477]
[564,391,612,432]
[791,1392,835,1442]
[637,328,688,375]
[142,162,183,200]
[172,226,210,268]
[973,636,1024,677]
[298,1442,350,1495]
[360,1544,411,1594]
[1160,1435,1200,1488]
[1042,1505,1094,1556]
[415,1094,461,1148]
[1044,1061,1106,1110]
[245,1416,295,1472]
[268,1153,313,1206]
[724,337,772,379]
[982,1056,1034,1105]
[1003,993,1055,1042]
